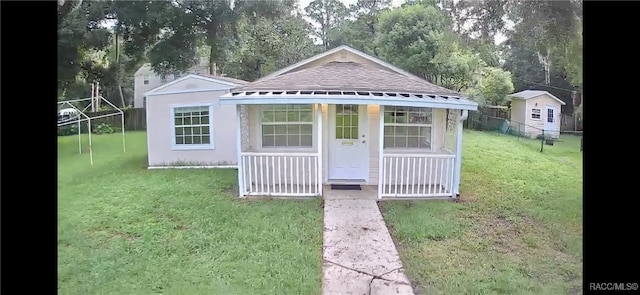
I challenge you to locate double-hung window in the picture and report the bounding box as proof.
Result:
[172,105,214,150]
[531,108,541,119]
[383,106,433,149]
[261,104,313,148]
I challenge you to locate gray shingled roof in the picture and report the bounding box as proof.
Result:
[196,73,249,85]
[237,61,462,96]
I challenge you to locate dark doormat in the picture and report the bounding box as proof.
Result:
[331,184,362,190]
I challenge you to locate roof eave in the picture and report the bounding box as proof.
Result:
[219,93,478,111]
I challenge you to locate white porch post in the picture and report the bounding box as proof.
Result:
[452,109,468,197]
[236,105,245,198]
[316,103,323,197]
[377,105,385,199]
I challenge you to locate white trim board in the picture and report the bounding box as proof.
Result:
[145,74,243,96]
[146,88,230,97]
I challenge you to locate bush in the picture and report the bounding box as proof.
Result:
[94,123,115,134]
[58,125,78,136]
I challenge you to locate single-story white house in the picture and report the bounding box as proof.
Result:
[508,90,566,139]
[144,74,248,167]
[218,45,479,199]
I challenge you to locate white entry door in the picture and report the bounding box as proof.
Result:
[328,104,369,181]
[544,105,558,132]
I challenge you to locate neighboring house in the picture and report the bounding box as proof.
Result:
[133,63,209,108]
[508,90,566,139]
[219,45,478,199]
[144,74,249,167]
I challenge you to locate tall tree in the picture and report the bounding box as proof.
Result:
[305,0,349,49]
[58,0,113,98]
[374,4,450,81]
[223,13,319,81]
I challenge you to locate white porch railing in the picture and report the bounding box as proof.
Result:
[240,153,320,197]
[380,154,456,198]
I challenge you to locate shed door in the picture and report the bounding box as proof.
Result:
[544,105,558,132]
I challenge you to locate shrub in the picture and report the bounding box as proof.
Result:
[94,123,115,134]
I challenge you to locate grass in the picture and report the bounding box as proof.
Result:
[380,130,583,295]
[58,132,323,295]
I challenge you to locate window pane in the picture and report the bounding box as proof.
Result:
[288,111,299,122]
[384,126,394,135]
[351,127,358,139]
[262,111,274,122]
[183,117,192,125]
[275,111,287,122]
[176,127,184,135]
[336,115,344,127]
[202,135,210,144]
[384,112,393,123]
[287,125,300,134]
[275,125,286,135]
[263,125,275,135]
[420,139,430,148]
[274,135,287,146]
[336,127,343,139]
[301,124,312,135]
[287,135,300,146]
[421,126,431,139]
[185,128,192,135]
[184,136,193,144]
[395,136,407,148]
[384,137,394,148]
[192,127,200,136]
[263,136,275,147]
[350,114,358,127]
[408,126,420,136]
[395,126,407,136]
[175,118,182,125]
[300,135,312,147]
[202,126,210,135]
[343,127,351,139]
[193,116,201,124]
[407,137,419,148]
[193,136,202,144]
[300,111,313,122]
[176,136,184,144]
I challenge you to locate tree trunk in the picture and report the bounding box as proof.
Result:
[207,20,220,75]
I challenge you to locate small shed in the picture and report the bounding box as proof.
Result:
[508,90,566,139]
[144,74,248,167]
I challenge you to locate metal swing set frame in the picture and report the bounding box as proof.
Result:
[57,82,126,165]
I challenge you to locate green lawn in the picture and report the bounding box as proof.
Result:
[58,132,323,295]
[380,130,583,295]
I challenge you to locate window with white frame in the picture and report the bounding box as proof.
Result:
[261,104,313,148]
[531,108,541,119]
[173,106,213,148]
[383,106,432,149]
[143,74,150,85]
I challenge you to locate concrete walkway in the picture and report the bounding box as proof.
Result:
[322,188,415,295]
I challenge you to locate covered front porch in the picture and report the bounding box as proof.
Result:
[223,91,473,199]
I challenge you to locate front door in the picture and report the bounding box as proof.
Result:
[544,105,557,132]
[328,104,369,181]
